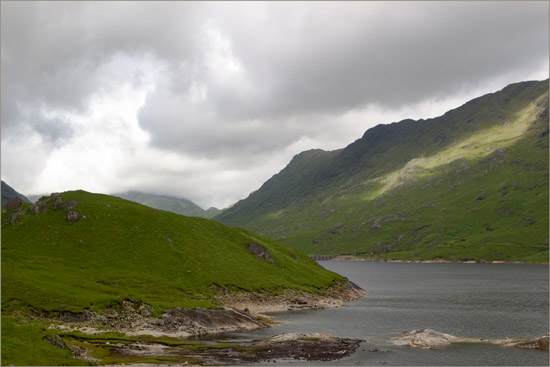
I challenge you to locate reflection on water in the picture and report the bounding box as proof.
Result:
[229,261,549,366]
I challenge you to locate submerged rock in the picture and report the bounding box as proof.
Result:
[498,334,549,351]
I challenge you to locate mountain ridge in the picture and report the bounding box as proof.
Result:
[1,181,31,208]
[215,79,549,262]
[113,190,222,219]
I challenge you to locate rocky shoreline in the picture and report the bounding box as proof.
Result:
[213,281,366,319]
[39,280,366,364]
[54,331,362,365]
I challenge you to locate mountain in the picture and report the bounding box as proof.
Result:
[113,191,222,219]
[1,180,31,207]
[205,206,224,218]
[216,80,549,262]
[26,194,45,203]
[1,190,361,365]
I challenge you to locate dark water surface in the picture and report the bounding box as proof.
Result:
[234,261,549,366]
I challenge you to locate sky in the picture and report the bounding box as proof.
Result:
[1,1,548,209]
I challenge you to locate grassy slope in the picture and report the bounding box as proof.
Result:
[1,191,345,365]
[216,80,549,262]
[2,191,344,313]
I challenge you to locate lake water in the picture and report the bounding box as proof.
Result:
[231,261,549,366]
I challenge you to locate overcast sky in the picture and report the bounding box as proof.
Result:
[1,1,548,209]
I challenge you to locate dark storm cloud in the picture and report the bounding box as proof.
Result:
[4,1,548,152]
[1,1,548,206]
[136,1,549,156]
[223,1,547,113]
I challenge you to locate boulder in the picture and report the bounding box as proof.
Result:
[43,335,68,349]
[53,195,64,209]
[5,197,22,211]
[29,201,48,214]
[66,211,80,224]
[9,213,19,225]
[247,243,277,265]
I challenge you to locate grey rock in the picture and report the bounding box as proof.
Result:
[43,334,68,349]
[9,213,19,224]
[5,197,22,211]
[66,211,80,224]
[53,196,64,210]
[392,329,457,349]
[247,243,277,265]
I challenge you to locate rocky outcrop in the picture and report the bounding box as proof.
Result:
[66,211,80,224]
[43,334,68,349]
[64,331,361,365]
[40,299,266,338]
[247,243,277,265]
[253,333,361,362]
[40,281,364,339]
[392,329,550,351]
[4,193,82,225]
[214,280,365,317]
[5,197,23,211]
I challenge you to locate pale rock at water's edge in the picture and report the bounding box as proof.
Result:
[392,329,549,351]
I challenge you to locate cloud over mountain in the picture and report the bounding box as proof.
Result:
[2,1,548,208]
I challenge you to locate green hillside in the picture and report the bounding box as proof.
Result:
[1,191,349,365]
[113,191,222,219]
[216,80,549,262]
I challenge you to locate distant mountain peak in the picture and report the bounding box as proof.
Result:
[113,191,222,219]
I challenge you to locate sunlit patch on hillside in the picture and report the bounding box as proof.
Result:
[368,94,548,197]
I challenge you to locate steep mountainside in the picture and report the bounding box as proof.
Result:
[1,191,361,365]
[216,80,549,262]
[114,191,222,219]
[1,180,31,207]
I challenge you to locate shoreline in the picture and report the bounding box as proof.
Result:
[44,280,366,338]
[40,281,367,364]
[214,280,366,321]
[322,255,545,264]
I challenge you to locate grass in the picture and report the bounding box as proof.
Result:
[2,191,344,314]
[1,316,91,366]
[1,191,347,365]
